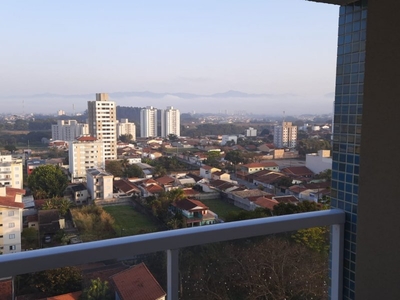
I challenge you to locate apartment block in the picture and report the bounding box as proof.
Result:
[68,136,105,182]
[51,120,89,141]
[88,93,117,160]
[273,122,297,148]
[161,106,180,137]
[0,186,25,254]
[117,119,136,141]
[0,155,23,189]
[140,106,158,137]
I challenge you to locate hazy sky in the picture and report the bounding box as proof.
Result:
[0,0,339,115]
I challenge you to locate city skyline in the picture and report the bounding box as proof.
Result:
[0,1,338,115]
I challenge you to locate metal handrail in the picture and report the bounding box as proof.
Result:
[0,209,345,300]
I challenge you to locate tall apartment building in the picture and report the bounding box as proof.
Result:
[68,136,105,182]
[140,106,158,137]
[161,106,180,137]
[51,120,89,141]
[0,186,25,254]
[273,122,297,148]
[117,119,136,141]
[88,93,117,160]
[0,155,23,189]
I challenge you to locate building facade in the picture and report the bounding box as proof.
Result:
[117,119,136,141]
[273,122,297,148]
[0,155,23,189]
[88,93,117,160]
[140,106,158,137]
[161,106,180,137]
[0,186,25,254]
[68,136,105,182]
[51,120,89,141]
[245,127,257,137]
[86,168,114,200]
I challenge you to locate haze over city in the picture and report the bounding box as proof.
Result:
[1,1,338,115]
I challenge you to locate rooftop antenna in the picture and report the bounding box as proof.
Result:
[283,110,285,124]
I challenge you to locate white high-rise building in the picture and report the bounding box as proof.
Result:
[273,122,297,149]
[51,120,89,141]
[245,127,257,137]
[88,93,117,160]
[68,136,105,182]
[117,119,136,141]
[161,106,180,138]
[140,106,158,137]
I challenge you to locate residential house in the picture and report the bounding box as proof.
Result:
[281,166,314,178]
[241,162,279,174]
[38,209,64,238]
[0,186,25,254]
[200,165,221,179]
[65,183,89,205]
[113,179,141,198]
[111,262,166,300]
[252,172,286,191]
[171,198,218,226]
[136,179,164,197]
[211,170,231,182]
[26,159,46,175]
[228,190,272,211]
[86,168,114,200]
[154,175,176,191]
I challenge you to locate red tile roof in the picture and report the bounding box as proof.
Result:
[113,179,140,194]
[174,198,208,212]
[111,263,166,300]
[273,195,299,204]
[39,292,82,300]
[0,279,12,300]
[146,184,164,194]
[154,176,175,185]
[243,162,278,168]
[253,197,279,210]
[0,187,25,208]
[76,136,97,142]
[281,166,314,176]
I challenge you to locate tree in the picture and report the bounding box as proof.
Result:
[105,160,123,177]
[119,134,133,143]
[205,151,221,167]
[4,144,17,152]
[123,164,145,178]
[224,150,245,164]
[168,133,179,141]
[17,267,82,297]
[42,197,74,217]
[81,278,113,300]
[27,165,68,199]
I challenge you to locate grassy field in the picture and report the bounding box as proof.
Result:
[199,198,243,220]
[103,205,159,236]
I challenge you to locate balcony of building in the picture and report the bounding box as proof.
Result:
[0,209,344,299]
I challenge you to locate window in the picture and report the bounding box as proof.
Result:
[9,234,15,239]
[8,211,14,216]
[9,223,15,228]
[9,245,16,250]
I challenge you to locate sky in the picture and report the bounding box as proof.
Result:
[0,0,339,115]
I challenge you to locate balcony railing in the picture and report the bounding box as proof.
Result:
[0,209,345,300]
